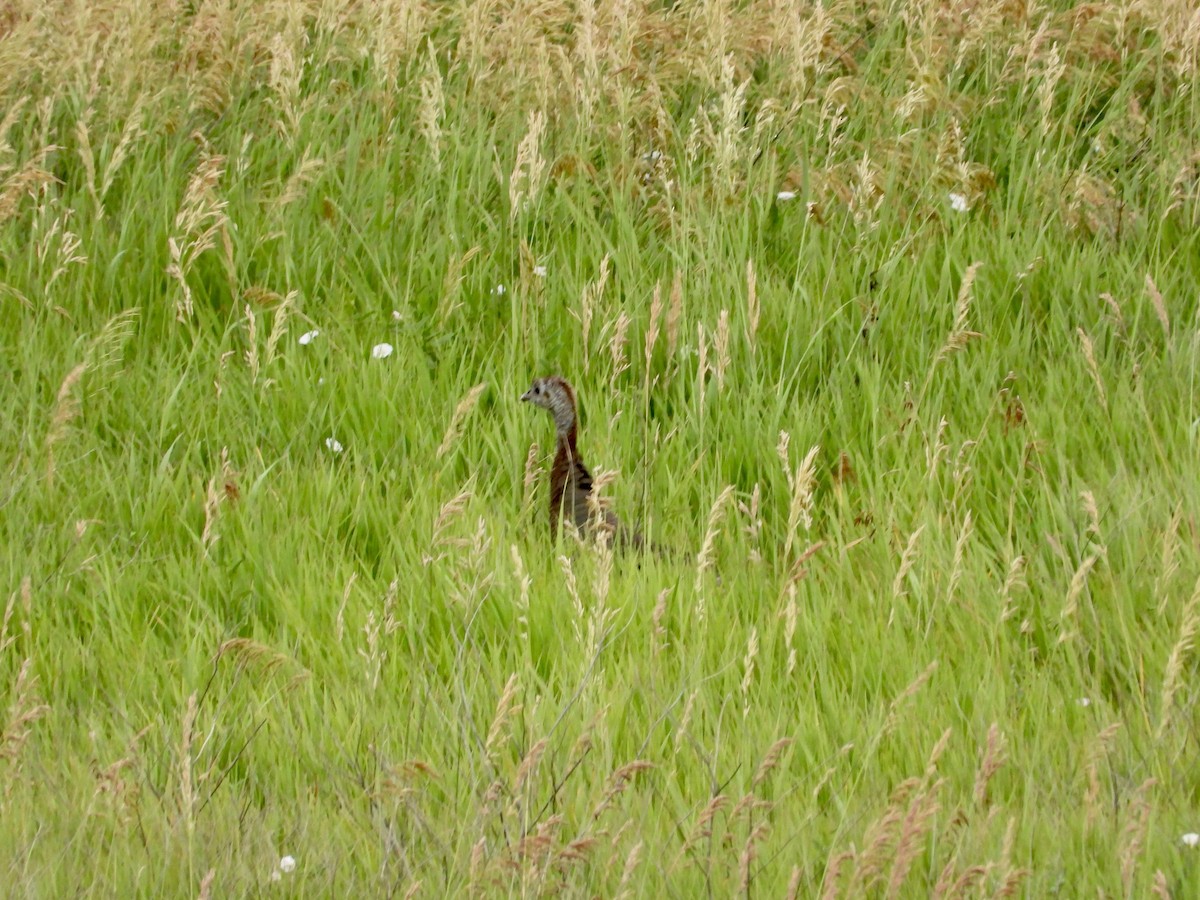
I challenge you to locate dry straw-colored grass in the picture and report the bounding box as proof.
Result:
[436,381,487,459]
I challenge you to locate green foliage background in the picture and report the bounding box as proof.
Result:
[1,1,1199,895]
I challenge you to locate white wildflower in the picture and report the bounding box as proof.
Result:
[533,265,547,278]
[325,437,343,454]
[280,855,296,873]
[298,329,320,345]
[392,309,404,322]
[948,192,970,213]
[1076,698,1091,707]
[1182,833,1200,848]
[776,190,796,201]
[491,284,506,296]
[371,343,394,359]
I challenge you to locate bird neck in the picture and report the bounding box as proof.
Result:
[551,392,578,448]
[556,418,578,456]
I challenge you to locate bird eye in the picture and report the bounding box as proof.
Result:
[533,384,542,395]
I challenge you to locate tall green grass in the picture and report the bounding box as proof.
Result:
[2,0,1199,895]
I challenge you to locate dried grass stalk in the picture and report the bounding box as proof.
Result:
[1158,576,1200,737]
[437,382,487,459]
[509,109,547,220]
[934,262,983,364]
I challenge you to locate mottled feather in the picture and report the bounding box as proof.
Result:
[521,375,643,549]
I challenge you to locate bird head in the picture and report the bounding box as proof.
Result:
[521,376,577,433]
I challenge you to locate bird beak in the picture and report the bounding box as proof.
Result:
[520,389,533,402]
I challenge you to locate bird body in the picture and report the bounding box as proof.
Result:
[521,376,638,548]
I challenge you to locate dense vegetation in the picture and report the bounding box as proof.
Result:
[2,0,1199,895]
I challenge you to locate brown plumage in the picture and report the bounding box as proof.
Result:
[520,375,644,549]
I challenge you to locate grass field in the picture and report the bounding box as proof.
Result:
[2,0,1200,895]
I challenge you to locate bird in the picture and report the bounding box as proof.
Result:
[520,375,645,550]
